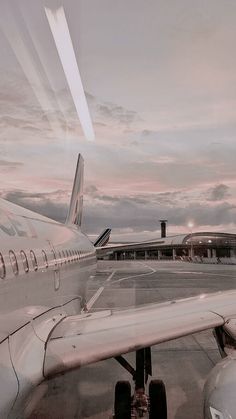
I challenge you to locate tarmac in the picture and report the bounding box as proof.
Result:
[30,260,236,419]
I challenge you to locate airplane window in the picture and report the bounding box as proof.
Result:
[30,250,38,271]
[58,251,62,265]
[42,250,48,269]
[51,249,57,267]
[62,250,66,264]
[0,253,6,279]
[9,250,19,276]
[20,250,29,273]
[69,250,72,262]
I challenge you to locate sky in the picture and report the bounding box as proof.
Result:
[0,0,236,241]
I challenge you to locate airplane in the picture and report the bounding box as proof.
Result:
[0,153,235,419]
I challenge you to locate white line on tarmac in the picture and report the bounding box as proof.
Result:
[86,270,116,310]
[87,263,157,310]
[111,262,156,284]
[172,271,235,277]
[172,271,204,275]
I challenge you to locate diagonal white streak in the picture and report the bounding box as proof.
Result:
[45,6,95,142]
[0,3,61,132]
[86,270,116,311]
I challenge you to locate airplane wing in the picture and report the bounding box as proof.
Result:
[44,289,236,377]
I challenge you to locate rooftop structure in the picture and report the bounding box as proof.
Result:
[107,232,236,262]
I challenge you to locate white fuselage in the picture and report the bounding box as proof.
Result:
[0,198,98,418]
[0,198,96,317]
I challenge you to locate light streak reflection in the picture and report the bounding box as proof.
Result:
[45,6,95,142]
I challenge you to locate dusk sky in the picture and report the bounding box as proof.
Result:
[0,0,236,240]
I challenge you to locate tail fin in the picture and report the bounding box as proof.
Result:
[94,228,112,247]
[66,154,84,226]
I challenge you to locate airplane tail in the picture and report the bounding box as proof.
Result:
[66,154,84,227]
[94,228,112,247]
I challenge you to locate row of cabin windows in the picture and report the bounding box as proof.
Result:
[0,248,93,279]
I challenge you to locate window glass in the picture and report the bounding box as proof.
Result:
[62,250,66,264]
[0,253,6,279]
[51,249,57,266]
[42,250,48,268]
[58,251,62,265]
[30,250,38,271]
[69,250,72,262]
[9,250,19,275]
[20,250,29,273]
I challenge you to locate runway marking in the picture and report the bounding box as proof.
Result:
[111,262,156,284]
[87,264,157,310]
[172,271,235,277]
[86,271,116,310]
[172,271,204,275]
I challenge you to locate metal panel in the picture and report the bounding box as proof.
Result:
[0,340,18,417]
[8,323,45,417]
[45,310,222,376]
[204,355,236,419]
[44,290,236,377]
[32,309,66,343]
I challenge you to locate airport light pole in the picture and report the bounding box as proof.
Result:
[188,222,194,259]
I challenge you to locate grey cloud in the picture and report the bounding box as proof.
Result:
[2,189,68,223]
[85,187,190,208]
[83,190,236,234]
[0,159,23,167]
[0,116,30,128]
[84,185,99,196]
[1,187,236,236]
[86,93,139,127]
[142,130,152,136]
[207,184,231,201]
[98,104,137,125]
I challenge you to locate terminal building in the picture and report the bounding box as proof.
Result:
[106,221,236,262]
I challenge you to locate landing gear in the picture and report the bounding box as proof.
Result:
[149,379,167,419]
[114,381,131,419]
[114,348,167,418]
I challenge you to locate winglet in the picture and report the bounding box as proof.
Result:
[66,154,84,226]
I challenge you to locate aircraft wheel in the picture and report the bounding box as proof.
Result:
[114,380,131,419]
[149,379,167,419]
